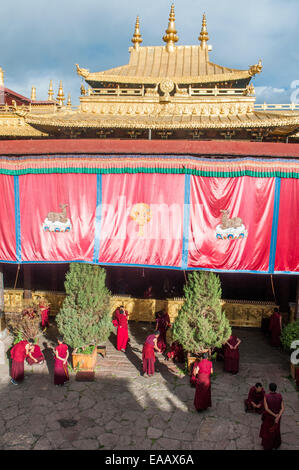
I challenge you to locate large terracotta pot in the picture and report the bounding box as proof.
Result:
[290,362,299,380]
[72,345,97,371]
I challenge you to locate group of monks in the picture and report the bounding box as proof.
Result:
[8,305,288,450]
[10,336,69,387]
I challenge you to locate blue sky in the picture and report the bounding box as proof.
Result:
[1,0,298,105]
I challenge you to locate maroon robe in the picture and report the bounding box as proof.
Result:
[167,341,185,363]
[10,340,28,382]
[224,335,240,374]
[269,312,282,347]
[112,309,129,351]
[54,343,69,385]
[190,360,200,387]
[156,312,170,353]
[296,367,299,388]
[244,386,265,413]
[40,305,49,328]
[194,359,213,411]
[259,392,283,450]
[142,334,156,376]
[26,345,45,365]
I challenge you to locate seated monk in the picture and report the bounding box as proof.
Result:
[244,382,265,413]
[26,344,45,365]
[166,341,185,363]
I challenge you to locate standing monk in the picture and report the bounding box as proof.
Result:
[112,305,129,352]
[155,309,171,354]
[224,334,241,374]
[142,331,161,377]
[244,382,265,413]
[10,338,34,385]
[54,336,69,386]
[259,383,284,450]
[269,308,282,347]
[190,357,201,387]
[193,353,213,412]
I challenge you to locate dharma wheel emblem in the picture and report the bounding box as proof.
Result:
[160,79,175,95]
[159,79,175,101]
[130,203,152,237]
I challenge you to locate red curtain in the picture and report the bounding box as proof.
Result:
[0,175,16,261]
[188,176,275,271]
[98,173,184,267]
[19,174,97,262]
[275,179,299,272]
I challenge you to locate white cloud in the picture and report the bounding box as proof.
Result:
[1,0,298,105]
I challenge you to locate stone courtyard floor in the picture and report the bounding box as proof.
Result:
[0,323,298,450]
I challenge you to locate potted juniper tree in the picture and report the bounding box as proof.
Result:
[56,263,113,371]
[281,320,299,381]
[172,270,231,371]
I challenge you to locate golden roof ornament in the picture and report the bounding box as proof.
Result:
[76,64,89,78]
[198,13,209,48]
[249,59,263,76]
[0,67,4,87]
[56,81,65,106]
[67,93,72,108]
[163,4,178,52]
[31,86,36,101]
[131,16,143,50]
[48,80,54,101]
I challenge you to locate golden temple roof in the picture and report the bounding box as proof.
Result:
[25,109,299,133]
[76,10,262,86]
[79,46,256,85]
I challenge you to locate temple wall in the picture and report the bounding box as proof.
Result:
[3,288,279,329]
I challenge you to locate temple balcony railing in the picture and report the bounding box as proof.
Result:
[254,102,299,111]
[91,86,144,97]
[190,87,245,96]
[2,289,286,330]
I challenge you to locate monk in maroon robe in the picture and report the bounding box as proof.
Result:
[10,339,34,385]
[40,304,50,329]
[155,310,171,353]
[142,331,161,377]
[167,341,185,363]
[224,335,241,374]
[193,353,213,411]
[244,383,265,413]
[112,306,129,352]
[259,383,284,450]
[190,358,201,387]
[26,344,45,365]
[54,337,69,386]
[269,308,282,347]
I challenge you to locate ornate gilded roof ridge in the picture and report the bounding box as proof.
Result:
[83,70,253,85]
[25,111,299,131]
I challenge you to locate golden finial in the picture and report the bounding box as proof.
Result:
[163,4,178,52]
[67,93,72,108]
[48,80,54,101]
[198,13,209,48]
[0,67,4,87]
[31,86,36,101]
[131,16,143,50]
[56,81,65,106]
